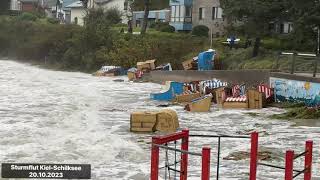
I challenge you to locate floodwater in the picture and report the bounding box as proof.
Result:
[0,60,319,180]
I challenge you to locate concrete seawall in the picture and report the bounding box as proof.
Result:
[150,70,271,86]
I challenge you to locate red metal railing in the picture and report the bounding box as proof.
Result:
[249,132,259,180]
[256,140,313,180]
[150,129,314,180]
[151,129,212,180]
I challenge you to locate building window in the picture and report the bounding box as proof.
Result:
[280,22,293,34]
[280,23,286,33]
[124,1,128,10]
[171,5,191,22]
[212,7,215,20]
[176,6,180,21]
[288,23,293,33]
[212,7,223,20]
[171,5,175,22]
[199,8,205,20]
[185,6,192,17]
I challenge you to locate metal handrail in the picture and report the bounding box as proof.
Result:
[189,134,250,139]
[153,144,202,156]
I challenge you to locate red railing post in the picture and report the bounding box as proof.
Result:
[249,132,258,180]
[201,147,211,180]
[180,129,189,180]
[304,141,313,180]
[150,137,160,180]
[285,150,294,180]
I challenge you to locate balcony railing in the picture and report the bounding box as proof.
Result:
[170,17,192,23]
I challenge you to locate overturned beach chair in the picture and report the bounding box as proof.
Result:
[174,91,201,103]
[185,94,213,112]
[150,81,184,101]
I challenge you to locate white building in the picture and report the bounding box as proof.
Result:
[66,1,86,26]
[88,0,128,24]
[10,0,20,10]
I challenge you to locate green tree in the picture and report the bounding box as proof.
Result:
[140,0,150,34]
[288,0,320,53]
[221,0,288,57]
[0,0,10,13]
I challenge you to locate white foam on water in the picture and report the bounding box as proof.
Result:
[0,60,319,180]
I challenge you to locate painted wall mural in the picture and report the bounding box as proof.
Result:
[270,77,320,106]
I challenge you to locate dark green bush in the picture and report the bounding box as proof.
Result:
[18,12,38,21]
[150,21,170,31]
[192,25,209,37]
[159,25,175,33]
[0,9,206,71]
[46,17,59,24]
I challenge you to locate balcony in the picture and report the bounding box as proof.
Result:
[169,17,192,31]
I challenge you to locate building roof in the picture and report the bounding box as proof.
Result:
[66,0,83,8]
[19,0,38,2]
[95,0,113,4]
[63,0,79,9]
[42,0,57,8]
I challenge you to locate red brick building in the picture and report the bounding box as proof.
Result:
[19,0,38,12]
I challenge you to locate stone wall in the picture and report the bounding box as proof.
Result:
[150,70,271,87]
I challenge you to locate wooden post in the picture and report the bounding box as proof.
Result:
[313,55,319,78]
[249,132,258,180]
[275,51,281,70]
[290,52,296,74]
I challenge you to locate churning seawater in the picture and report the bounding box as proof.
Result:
[0,60,319,180]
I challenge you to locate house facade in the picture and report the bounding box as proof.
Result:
[10,0,20,10]
[168,0,226,34]
[270,21,294,34]
[169,0,193,31]
[132,9,170,27]
[66,1,86,25]
[18,0,38,12]
[87,0,128,24]
[192,0,227,36]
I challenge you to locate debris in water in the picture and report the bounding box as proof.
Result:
[236,129,270,136]
[113,79,125,82]
[223,151,271,161]
[224,147,283,161]
[157,104,170,107]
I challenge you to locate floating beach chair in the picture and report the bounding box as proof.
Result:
[248,89,266,109]
[130,109,179,133]
[185,94,213,112]
[258,84,274,101]
[216,84,249,109]
[150,81,184,101]
[223,95,249,109]
[174,91,201,103]
[200,79,228,95]
[127,68,137,81]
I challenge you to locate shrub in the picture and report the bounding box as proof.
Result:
[46,17,59,24]
[159,25,175,33]
[0,10,206,72]
[150,22,169,31]
[192,25,209,37]
[18,12,38,21]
